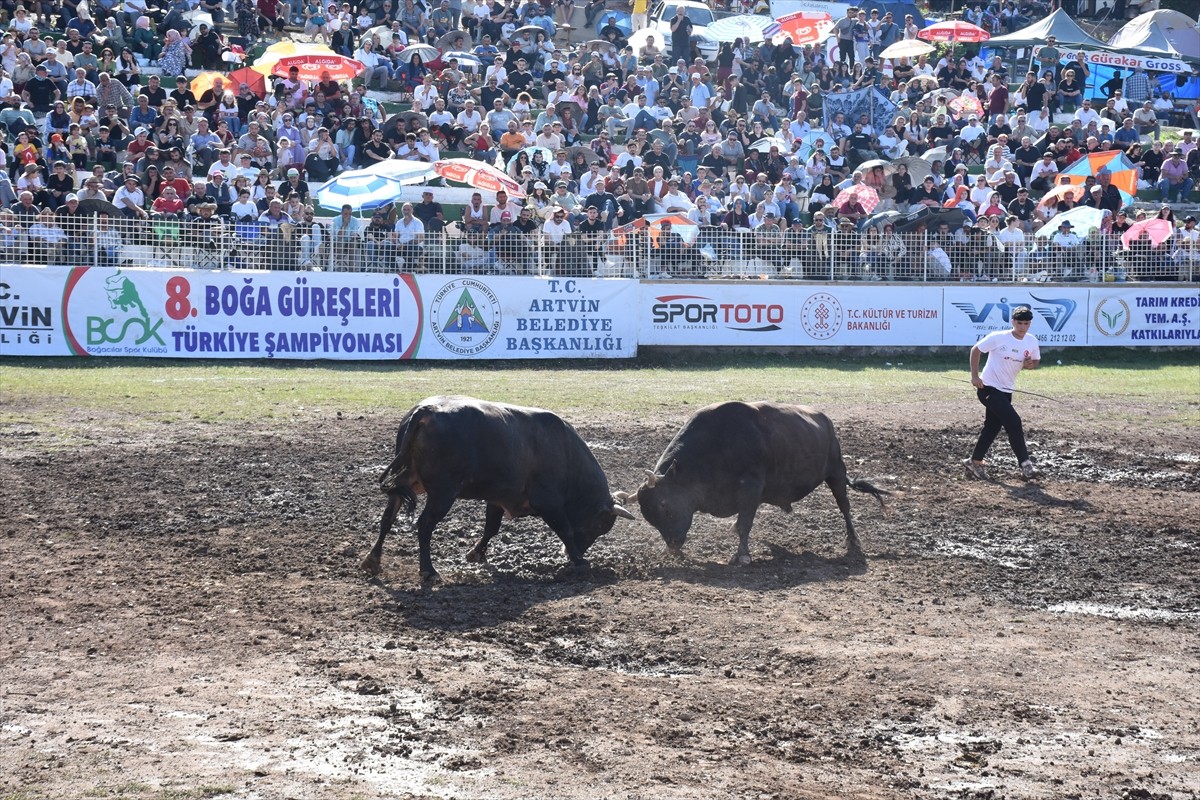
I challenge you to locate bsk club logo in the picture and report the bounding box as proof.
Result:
[800,292,842,340]
[430,278,501,355]
[1093,297,1131,337]
[951,295,1077,332]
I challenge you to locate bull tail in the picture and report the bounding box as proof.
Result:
[378,407,425,517]
[849,478,891,513]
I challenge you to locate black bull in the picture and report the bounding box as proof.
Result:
[362,396,634,582]
[620,402,889,564]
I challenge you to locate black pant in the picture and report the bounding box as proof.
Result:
[972,386,1029,463]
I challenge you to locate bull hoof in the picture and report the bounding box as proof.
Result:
[360,555,382,576]
[729,553,752,567]
[465,546,487,564]
[419,568,442,584]
[567,557,591,571]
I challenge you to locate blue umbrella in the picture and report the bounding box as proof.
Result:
[315,169,406,211]
[595,11,632,37]
[793,130,834,160]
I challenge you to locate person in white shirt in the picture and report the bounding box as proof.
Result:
[484,56,507,86]
[964,305,1040,480]
[489,190,523,224]
[996,214,1028,275]
[1048,219,1083,277]
[455,99,482,136]
[412,74,439,111]
[1029,152,1058,192]
[968,174,992,210]
[414,129,439,162]
[391,202,425,268]
[1073,98,1101,128]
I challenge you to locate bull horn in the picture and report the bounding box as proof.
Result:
[644,469,658,488]
[611,503,635,520]
[613,490,632,505]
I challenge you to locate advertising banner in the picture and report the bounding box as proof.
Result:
[639,284,943,346]
[0,266,638,359]
[943,287,1092,346]
[1058,50,1192,76]
[416,275,637,359]
[1087,288,1200,346]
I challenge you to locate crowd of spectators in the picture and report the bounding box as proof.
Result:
[0,0,1195,279]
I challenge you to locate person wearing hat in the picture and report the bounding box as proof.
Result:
[965,305,1040,480]
[541,203,573,273]
[1158,149,1194,204]
[1048,218,1083,278]
[21,63,58,115]
[113,174,148,219]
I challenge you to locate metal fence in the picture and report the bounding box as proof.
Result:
[3,217,1195,282]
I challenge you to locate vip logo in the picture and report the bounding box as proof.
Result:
[952,296,1076,332]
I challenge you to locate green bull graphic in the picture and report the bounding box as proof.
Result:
[87,271,166,346]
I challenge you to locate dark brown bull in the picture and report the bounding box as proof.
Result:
[621,401,888,564]
[363,395,634,582]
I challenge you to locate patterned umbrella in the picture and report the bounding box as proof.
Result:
[1120,218,1175,248]
[832,184,880,213]
[1038,182,1088,207]
[793,130,834,159]
[314,170,406,211]
[771,11,834,46]
[917,21,991,43]
[949,93,985,119]
[748,136,790,153]
[251,41,337,76]
[1059,151,1138,207]
[611,213,699,246]
[707,14,778,44]
[434,158,525,197]
[907,74,941,90]
[271,54,365,81]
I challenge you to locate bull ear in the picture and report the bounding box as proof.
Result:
[611,503,635,520]
[644,469,658,488]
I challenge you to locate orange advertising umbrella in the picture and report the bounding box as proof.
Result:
[271,54,365,81]
[433,158,525,197]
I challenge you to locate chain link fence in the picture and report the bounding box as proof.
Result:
[2,216,1195,282]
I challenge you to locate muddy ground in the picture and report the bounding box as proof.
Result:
[1,386,1198,800]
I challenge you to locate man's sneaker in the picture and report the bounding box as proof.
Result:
[1020,460,1035,479]
[963,459,989,480]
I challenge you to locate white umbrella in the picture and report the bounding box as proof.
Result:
[442,51,483,70]
[748,136,789,153]
[185,10,213,41]
[398,44,439,63]
[879,39,935,59]
[362,160,438,185]
[706,14,776,44]
[921,145,949,163]
[314,169,406,211]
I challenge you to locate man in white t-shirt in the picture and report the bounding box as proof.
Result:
[964,305,1040,480]
[1073,99,1101,129]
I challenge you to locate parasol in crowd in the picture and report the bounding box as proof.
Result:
[397,43,439,63]
[271,54,365,81]
[314,169,407,211]
[879,40,935,59]
[707,14,778,44]
[1034,206,1107,238]
[917,20,991,43]
[770,11,834,46]
[832,184,880,213]
[442,51,483,70]
[566,145,600,165]
[434,158,525,197]
[1038,182,1089,206]
[362,160,438,184]
[949,93,985,119]
[226,66,268,98]
[251,41,337,76]
[1120,218,1175,248]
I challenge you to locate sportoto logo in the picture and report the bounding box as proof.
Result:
[430,278,501,356]
[800,292,842,340]
[1093,297,1131,337]
[650,294,783,332]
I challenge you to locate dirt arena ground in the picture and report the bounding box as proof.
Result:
[2,382,1198,800]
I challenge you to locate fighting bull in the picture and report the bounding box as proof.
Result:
[363,395,634,582]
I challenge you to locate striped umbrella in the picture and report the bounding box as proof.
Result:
[362,160,438,184]
[314,169,406,211]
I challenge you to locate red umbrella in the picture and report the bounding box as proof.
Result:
[1121,218,1175,249]
[832,184,879,214]
[271,54,365,81]
[917,21,991,43]
[433,158,525,197]
[771,11,835,46]
[227,66,267,99]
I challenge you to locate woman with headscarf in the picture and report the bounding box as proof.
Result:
[158,29,191,79]
[130,16,160,62]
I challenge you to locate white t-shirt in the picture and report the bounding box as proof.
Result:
[977,329,1040,392]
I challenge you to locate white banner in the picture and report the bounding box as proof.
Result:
[0,266,638,359]
[638,284,943,346]
[1058,49,1192,75]
[943,287,1092,346]
[1088,288,1200,346]
[416,275,637,359]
